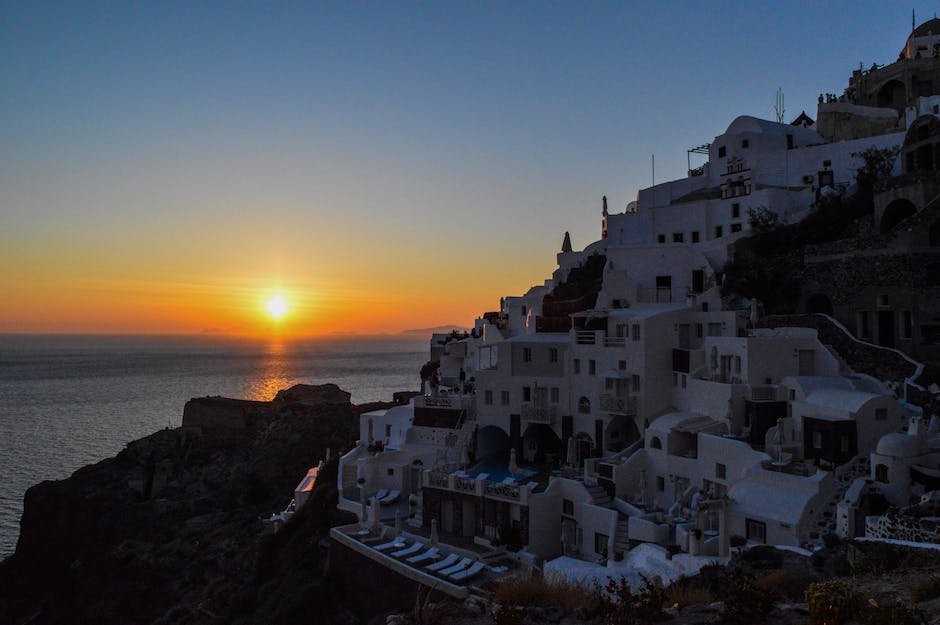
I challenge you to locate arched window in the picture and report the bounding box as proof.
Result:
[578,397,591,414]
[650,436,662,450]
[875,464,889,483]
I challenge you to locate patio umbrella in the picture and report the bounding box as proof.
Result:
[566,436,576,467]
[430,518,439,546]
[508,447,518,475]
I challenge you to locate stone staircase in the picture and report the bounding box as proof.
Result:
[341,461,359,500]
[586,484,612,506]
[614,515,630,553]
[800,455,870,545]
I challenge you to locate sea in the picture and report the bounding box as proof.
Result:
[0,333,429,559]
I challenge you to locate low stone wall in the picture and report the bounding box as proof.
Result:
[865,510,940,543]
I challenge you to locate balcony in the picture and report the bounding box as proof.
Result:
[521,403,558,424]
[575,331,597,345]
[599,394,637,415]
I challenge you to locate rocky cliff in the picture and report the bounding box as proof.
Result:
[0,384,381,625]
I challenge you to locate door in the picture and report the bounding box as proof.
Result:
[798,350,815,376]
[877,311,895,348]
[678,324,690,349]
[691,270,704,294]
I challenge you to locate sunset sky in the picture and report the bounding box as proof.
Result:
[1,2,933,335]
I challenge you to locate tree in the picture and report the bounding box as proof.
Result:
[852,145,900,190]
[747,206,782,233]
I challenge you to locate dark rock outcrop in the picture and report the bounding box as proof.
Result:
[0,384,385,625]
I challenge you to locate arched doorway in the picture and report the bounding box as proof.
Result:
[574,432,594,466]
[806,293,834,315]
[476,425,510,468]
[876,79,906,111]
[522,423,562,464]
[880,199,917,233]
[604,415,640,453]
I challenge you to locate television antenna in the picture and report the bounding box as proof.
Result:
[774,88,785,124]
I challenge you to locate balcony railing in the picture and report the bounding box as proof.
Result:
[576,331,596,345]
[604,336,626,347]
[521,403,558,424]
[599,395,637,414]
[749,385,778,402]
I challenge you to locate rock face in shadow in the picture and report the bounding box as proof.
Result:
[0,384,377,625]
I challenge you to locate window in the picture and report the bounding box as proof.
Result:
[650,437,662,449]
[574,358,581,374]
[812,430,822,449]
[734,356,742,374]
[732,203,740,218]
[696,323,703,338]
[691,231,700,243]
[605,378,614,391]
[875,464,889,483]
[501,390,510,406]
[618,359,627,370]
[521,305,527,317]
[550,387,559,403]
[578,397,591,414]
[632,324,641,341]
[523,386,531,402]
[549,347,559,363]
[718,146,726,158]
[484,390,493,405]
[563,498,574,516]
[902,311,913,339]
[632,374,641,392]
[656,476,665,491]
[786,134,794,150]
[730,223,742,233]
[716,463,727,479]
[673,232,684,243]
[714,225,723,238]
[589,359,596,375]
[387,467,395,476]
[746,519,766,543]
[385,424,393,438]
[789,389,796,401]
[523,347,532,362]
[657,234,666,243]
[875,408,887,420]
[859,312,872,339]
[742,139,749,149]
[595,532,609,555]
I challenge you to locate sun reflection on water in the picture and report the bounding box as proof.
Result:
[247,339,293,401]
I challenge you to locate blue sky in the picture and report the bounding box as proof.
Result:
[0,2,936,333]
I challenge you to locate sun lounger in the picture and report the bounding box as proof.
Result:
[379,490,400,505]
[449,561,486,581]
[391,541,424,558]
[373,488,389,500]
[374,538,407,551]
[425,553,460,572]
[407,547,441,564]
[437,557,472,576]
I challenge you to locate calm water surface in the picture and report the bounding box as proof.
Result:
[0,334,427,558]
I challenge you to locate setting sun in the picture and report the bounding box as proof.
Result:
[266,295,289,321]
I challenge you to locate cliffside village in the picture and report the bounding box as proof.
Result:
[320,21,940,595]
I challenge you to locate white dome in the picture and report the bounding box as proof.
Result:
[875,432,929,457]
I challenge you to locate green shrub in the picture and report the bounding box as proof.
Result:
[602,575,667,625]
[719,571,776,624]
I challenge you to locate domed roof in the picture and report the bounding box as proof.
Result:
[911,18,940,38]
[876,432,929,457]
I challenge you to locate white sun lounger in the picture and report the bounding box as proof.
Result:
[379,490,400,505]
[391,541,424,558]
[425,553,460,572]
[449,561,486,581]
[407,547,440,564]
[374,538,407,551]
[437,557,473,576]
